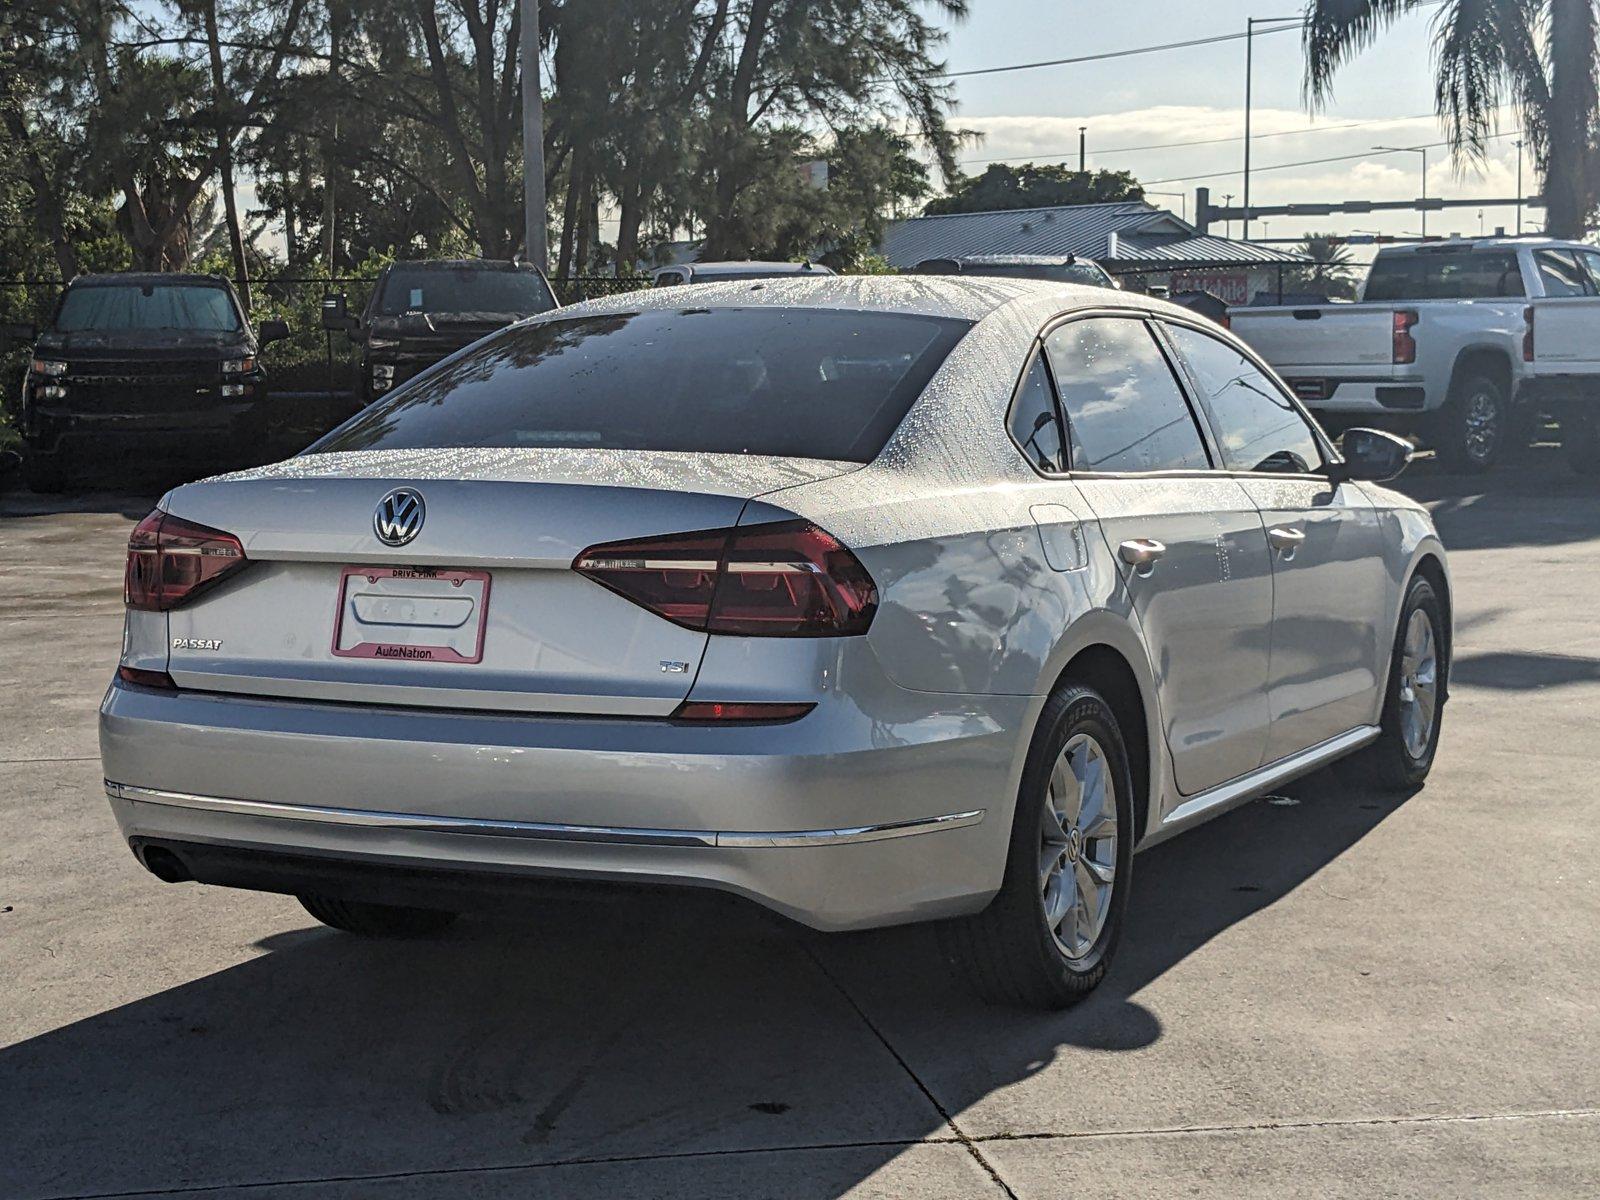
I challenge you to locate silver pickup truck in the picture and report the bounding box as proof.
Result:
[1230,238,1600,473]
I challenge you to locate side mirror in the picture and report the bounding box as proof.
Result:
[1,321,38,348]
[320,293,357,333]
[258,318,290,345]
[1329,427,1412,485]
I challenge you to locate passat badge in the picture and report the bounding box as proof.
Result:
[374,488,425,546]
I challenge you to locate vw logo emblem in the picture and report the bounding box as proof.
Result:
[373,488,425,546]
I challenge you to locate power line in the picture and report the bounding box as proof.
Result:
[1140,129,1524,187]
[927,20,1304,82]
[957,113,1445,167]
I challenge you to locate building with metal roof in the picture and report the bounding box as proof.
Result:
[883,201,1307,305]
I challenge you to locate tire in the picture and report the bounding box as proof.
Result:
[1561,410,1600,475]
[1343,575,1446,791]
[23,445,68,493]
[1432,372,1508,473]
[298,893,459,938]
[941,685,1136,1008]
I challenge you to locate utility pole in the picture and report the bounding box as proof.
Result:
[520,0,547,270]
[1222,193,1234,239]
[1078,126,1086,173]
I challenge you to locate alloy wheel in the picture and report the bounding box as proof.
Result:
[1397,608,1439,760]
[1463,389,1502,465]
[1039,732,1118,960]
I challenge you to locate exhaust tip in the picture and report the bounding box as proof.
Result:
[135,844,192,883]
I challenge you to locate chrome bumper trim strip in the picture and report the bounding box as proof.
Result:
[106,782,984,849]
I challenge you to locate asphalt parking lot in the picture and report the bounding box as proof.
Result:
[3,451,1598,1199]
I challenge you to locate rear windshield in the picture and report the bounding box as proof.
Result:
[55,284,241,332]
[377,268,557,316]
[1363,250,1525,300]
[315,307,972,462]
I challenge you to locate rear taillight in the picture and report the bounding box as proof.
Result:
[574,519,878,637]
[125,510,248,611]
[1523,305,1535,362]
[117,665,176,689]
[1392,309,1419,365]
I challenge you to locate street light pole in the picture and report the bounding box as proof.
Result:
[519,0,547,271]
[1515,139,1524,234]
[1078,126,1086,173]
[1243,16,1301,242]
[1374,144,1429,238]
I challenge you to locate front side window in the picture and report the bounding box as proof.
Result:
[316,307,972,463]
[1043,318,1210,473]
[1534,249,1593,297]
[1007,355,1067,472]
[1165,323,1324,474]
[54,284,241,333]
[1577,249,1600,290]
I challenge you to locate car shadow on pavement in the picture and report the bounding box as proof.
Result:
[1394,447,1600,553]
[0,765,1416,1199]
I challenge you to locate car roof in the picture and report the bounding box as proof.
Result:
[535,274,1172,325]
[667,261,835,277]
[70,272,232,288]
[929,254,1100,267]
[387,259,540,272]
[1375,237,1589,257]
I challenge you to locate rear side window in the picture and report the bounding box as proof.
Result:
[1534,250,1593,297]
[1165,323,1324,474]
[1363,251,1524,300]
[1043,318,1210,473]
[315,307,972,463]
[1007,355,1067,472]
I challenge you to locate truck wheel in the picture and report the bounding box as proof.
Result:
[940,684,1134,1009]
[1432,373,1508,474]
[23,447,68,493]
[1562,411,1600,474]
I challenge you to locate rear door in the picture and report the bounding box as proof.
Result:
[1160,320,1390,762]
[1527,248,1600,375]
[1044,315,1275,798]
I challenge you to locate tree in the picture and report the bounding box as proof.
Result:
[923,164,1145,216]
[1285,231,1358,299]
[1303,0,1599,238]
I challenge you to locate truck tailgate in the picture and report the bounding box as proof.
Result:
[1229,305,1397,369]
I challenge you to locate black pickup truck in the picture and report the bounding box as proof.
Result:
[11,273,288,492]
[324,259,558,405]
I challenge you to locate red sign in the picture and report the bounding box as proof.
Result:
[1171,272,1250,305]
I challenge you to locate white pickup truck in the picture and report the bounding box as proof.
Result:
[1229,238,1600,472]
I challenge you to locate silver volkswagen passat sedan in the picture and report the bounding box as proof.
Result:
[100,278,1449,1007]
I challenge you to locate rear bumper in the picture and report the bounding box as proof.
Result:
[26,401,264,456]
[1286,376,1437,414]
[99,679,1028,931]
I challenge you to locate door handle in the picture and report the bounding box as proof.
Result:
[1267,525,1306,553]
[1118,538,1166,572]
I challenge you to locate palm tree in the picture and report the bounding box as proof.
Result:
[1290,231,1359,298]
[1303,0,1598,238]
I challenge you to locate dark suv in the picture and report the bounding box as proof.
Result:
[14,273,289,492]
[325,260,558,405]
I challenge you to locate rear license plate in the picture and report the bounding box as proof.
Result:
[332,566,491,664]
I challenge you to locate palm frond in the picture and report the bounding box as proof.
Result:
[1303,0,1431,108]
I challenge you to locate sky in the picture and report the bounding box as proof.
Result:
[922,0,1536,257]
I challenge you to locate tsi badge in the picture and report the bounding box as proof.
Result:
[374,487,426,547]
[172,637,223,651]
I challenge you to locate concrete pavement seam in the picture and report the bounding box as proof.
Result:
[966,1106,1600,1145]
[795,940,1020,1200]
